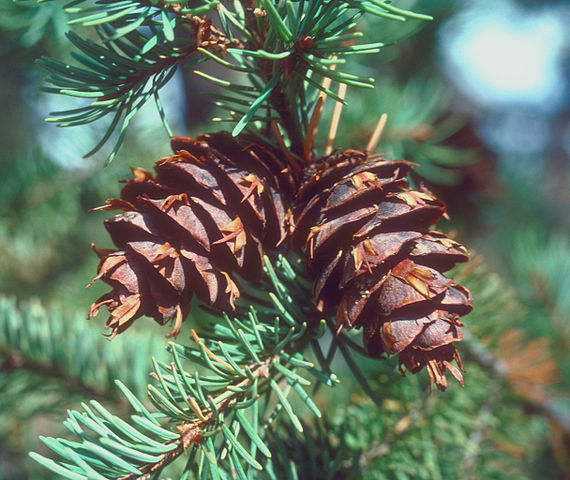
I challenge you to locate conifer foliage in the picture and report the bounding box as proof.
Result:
[27,1,486,478]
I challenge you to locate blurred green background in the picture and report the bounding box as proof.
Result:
[1,0,568,478]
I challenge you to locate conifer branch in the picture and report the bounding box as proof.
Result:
[25,3,525,479]
[118,354,275,480]
[38,12,235,162]
[31,256,336,479]
[38,0,432,162]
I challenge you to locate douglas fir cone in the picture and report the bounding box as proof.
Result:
[88,132,297,338]
[292,149,473,390]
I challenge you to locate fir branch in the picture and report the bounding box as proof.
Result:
[38,0,432,162]
[31,255,336,479]
[38,11,235,162]
[118,353,275,480]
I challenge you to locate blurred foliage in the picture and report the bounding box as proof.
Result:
[476,163,570,386]
[331,77,477,185]
[0,0,67,51]
[0,145,133,307]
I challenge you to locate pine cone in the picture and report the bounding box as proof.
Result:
[88,132,296,338]
[292,150,473,390]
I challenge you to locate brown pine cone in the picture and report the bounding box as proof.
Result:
[292,149,473,390]
[88,132,297,338]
